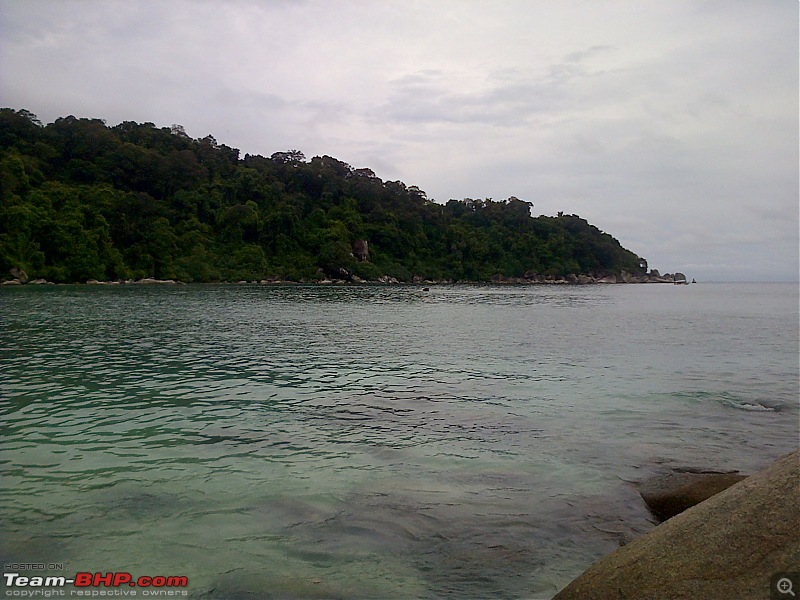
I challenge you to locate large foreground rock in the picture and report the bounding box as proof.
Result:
[554,449,800,599]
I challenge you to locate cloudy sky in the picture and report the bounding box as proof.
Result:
[1,0,797,281]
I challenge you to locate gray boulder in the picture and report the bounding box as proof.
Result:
[10,267,28,283]
[554,449,800,599]
[136,278,177,284]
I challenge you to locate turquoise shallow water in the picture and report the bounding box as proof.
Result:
[1,283,798,598]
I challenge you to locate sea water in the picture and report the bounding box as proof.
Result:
[1,283,798,598]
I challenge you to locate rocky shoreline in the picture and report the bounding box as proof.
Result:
[1,268,692,287]
[555,449,800,599]
[489,269,689,285]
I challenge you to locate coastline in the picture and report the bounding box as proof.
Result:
[1,271,692,287]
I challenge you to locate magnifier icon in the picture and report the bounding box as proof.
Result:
[778,578,796,597]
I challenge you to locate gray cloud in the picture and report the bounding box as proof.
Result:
[1,0,797,281]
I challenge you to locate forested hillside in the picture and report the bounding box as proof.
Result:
[0,108,646,283]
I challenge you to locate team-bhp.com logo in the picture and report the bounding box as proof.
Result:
[4,571,188,596]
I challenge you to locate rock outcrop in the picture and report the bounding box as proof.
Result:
[352,239,369,262]
[554,449,800,599]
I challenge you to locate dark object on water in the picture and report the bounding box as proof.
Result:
[422,287,430,291]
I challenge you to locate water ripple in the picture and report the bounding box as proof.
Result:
[1,283,797,598]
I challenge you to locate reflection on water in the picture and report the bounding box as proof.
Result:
[1,283,797,598]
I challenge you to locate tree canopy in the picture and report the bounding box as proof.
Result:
[0,108,646,283]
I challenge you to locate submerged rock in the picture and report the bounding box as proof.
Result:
[638,470,747,521]
[554,449,800,600]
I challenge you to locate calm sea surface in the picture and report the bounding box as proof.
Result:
[2,283,798,598]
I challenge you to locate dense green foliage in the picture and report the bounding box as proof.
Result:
[0,108,645,283]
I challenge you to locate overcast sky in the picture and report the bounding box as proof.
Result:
[1,0,797,281]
